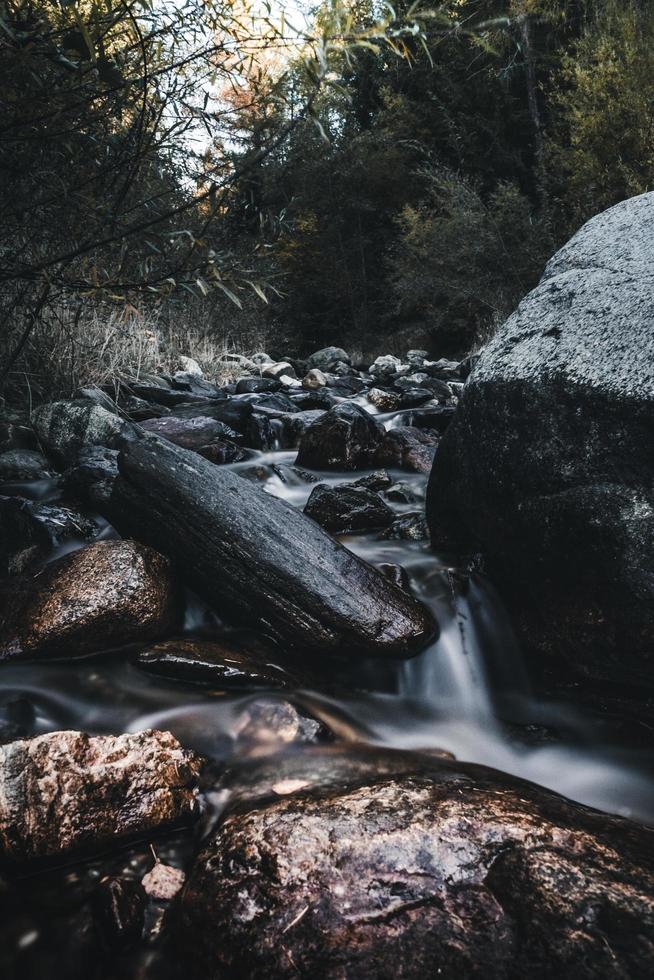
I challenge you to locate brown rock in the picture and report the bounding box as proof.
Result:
[376,426,440,473]
[0,729,200,863]
[0,539,181,661]
[178,746,654,979]
[139,415,238,450]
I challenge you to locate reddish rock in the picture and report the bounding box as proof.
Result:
[0,729,200,862]
[0,539,181,661]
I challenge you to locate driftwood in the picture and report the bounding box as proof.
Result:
[106,433,436,659]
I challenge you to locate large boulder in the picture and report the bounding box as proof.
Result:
[0,729,199,862]
[427,192,654,687]
[103,434,435,659]
[0,539,181,660]
[177,746,654,979]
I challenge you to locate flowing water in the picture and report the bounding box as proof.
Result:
[1,412,654,827]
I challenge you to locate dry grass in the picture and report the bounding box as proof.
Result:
[1,298,282,407]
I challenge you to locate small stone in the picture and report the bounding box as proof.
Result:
[382,513,429,541]
[234,699,326,754]
[302,369,328,390]
[307,347,351,372]
[142,862,186,901]
[304,484,394,535]
[369,355,409,379]
[177,356,204,377]
[367,388,401,412]
[262,362,297,381]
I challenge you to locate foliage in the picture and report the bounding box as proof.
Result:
[389,171,553,353]
[547,0,654,226]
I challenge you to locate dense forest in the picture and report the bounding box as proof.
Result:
[2,0,654,403]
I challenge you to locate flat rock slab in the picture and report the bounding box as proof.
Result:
[105,434,435,659]
[0,539,181,661]
[178,746,654,979]
[0,729,200,863]
[135,635,300,689]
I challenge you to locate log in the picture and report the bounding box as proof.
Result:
[106,433,436,659]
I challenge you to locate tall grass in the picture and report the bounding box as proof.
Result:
[1,299,281,408]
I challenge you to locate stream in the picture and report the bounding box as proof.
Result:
[2,417,653,828]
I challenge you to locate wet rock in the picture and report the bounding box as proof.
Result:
[412,377,453,402]
[427,192,654,687]
[135,635,299,689]
[376,426,440,473]
[92,876,145,951]
[129,382,210,408]
[385,481,422,504]
[171,398,253,435]
[394,372,430,389]
[31,400,130,463]
[246,409,323,452]
[0,449,51,481]
[262,361,296,381]
[367,388,401,412]
[307,347,351,372]
[407,348,429,367]
[302,368,328,390]
[352,470,393,492]
[0,729,200,863]
[104,434,436,659]
[296,403,385,471]
[0,539,181,661]
[290,389,336,412]
[304,484,394,535]
[235,378,281,394]
[328,376,367,396]
[178,746,654,979]
[424,358,461,381]
[397,387,435,408]
[0,496,98,576]
[234,699,326,754]
[397,405,456,435]
[139,415,239,450]
[64,446,119,507]
[383,512,429,541]
[369,354,409,379]
[197,439,249,466]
